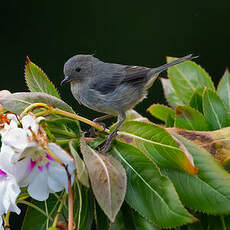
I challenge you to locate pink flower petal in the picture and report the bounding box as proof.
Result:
[0,170,7,177]
[28,159,36,173]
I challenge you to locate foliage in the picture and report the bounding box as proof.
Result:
[0,56,230,229]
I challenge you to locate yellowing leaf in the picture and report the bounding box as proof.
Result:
[167,127,230,171]
[69,141,89,187]
[80,138,126,222]
[163,134,230,215]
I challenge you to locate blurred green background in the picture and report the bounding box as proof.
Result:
[1,0,230,121]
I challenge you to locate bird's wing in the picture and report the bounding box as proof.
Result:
[90,64,150,95]
[122,65,150,84]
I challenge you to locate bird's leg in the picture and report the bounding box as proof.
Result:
[100,112,126,153]
[89,114,114,137]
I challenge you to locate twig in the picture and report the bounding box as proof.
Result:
[64,165,74,230]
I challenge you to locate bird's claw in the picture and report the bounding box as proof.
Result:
[99,130,118,153]
[89,122,106,137]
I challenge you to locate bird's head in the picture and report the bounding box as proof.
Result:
[61,54,95,85]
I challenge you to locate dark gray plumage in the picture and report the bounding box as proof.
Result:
[61,54,193,152]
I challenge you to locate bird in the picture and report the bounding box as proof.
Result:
[61,54,193,152]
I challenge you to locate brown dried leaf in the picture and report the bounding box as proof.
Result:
[80,138,127,222]
[167,127,230,170]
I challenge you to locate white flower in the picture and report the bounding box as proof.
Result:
[0,113,75,201]
[0,216,3,230]
[0,113,17,135]
[0,113,21,220]
[0,145,30,184]
[0,169,20,216]
[19,143,75,201]
[0,114,42,163]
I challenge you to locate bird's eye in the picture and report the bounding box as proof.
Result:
[75,67,81,72]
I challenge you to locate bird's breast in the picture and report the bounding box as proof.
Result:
[70,81,119,115]
[70,83,84,105]
[70,81,146,115]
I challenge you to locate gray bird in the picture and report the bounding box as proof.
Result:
[61,54,193,152]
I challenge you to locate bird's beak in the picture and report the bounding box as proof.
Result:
[60,76,71,86]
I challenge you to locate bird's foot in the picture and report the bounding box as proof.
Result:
[99,130,118,153]
[89,122,106,137]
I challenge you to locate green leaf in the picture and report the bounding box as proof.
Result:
[80,138,127,222]
[69,141,89,187]
[25,57,60,98]
[21,189,93,230]
[165,114,175,127]
[175,105,209,131]
[217,69,230,111]
[164,131,230,215]
[112,142,196,228]
[125,109,149,123]
[131,211,161,230]
[117,121,197,175]
[197,215,229,230]
[222,216,230,230]
[176,213,228,230]
[174,213,204,230]
[167,57,214,104]
[203,88,229,130]
[74,185,94,230]
[45,118,80,141]
[110,209,128,230]
[160,78,184,107]
[95,203,110,230]
[147,104,175,122]
[184,213,205,230]
[189,89,204,113]
[0,92,74,114]
[20,194,61,230]
[88,137,105,149]
[110,204,135,230]
[110,202,160,230]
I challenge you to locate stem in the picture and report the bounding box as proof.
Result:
[52,194,66,228]
[45,200,49,230]
[4,212,10,230]
[20,103,51,118]
[34,110,51,117]
[76,180,82,230]
[64,165,74,230]
[18,194,30,200]
[68,181,74,230]
[17,200,53,221]
[20,102,110,133]
[221,216,227,230]
[48,128,77,138]
[55,139,77,145]
[52,108,110,133]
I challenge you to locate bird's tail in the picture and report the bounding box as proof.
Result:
[148,54,195,77]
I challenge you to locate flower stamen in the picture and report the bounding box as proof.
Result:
[0,113,10,128]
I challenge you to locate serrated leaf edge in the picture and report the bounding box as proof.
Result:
[113,145,197,228]
[25,56,61,98]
